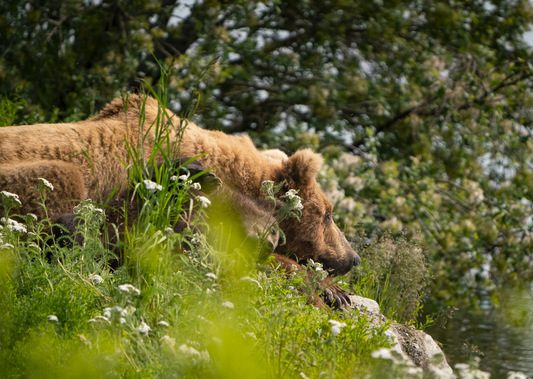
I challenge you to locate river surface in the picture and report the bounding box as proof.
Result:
[426,284,533,378]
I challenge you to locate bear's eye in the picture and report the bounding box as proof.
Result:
[324,212,332,224]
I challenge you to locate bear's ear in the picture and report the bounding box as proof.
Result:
[282,149,324,187]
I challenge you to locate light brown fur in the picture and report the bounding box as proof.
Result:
[0,95,359,306]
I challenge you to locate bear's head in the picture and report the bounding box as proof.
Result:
[275,149,361,276]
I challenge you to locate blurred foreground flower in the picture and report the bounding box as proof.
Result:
[328,320,346,337]
[160,335,176,348]
[137,321,151,336]
[119,284,141,295]
[47,315,58,322]
[89,273,104,285]
[197,196,211,208]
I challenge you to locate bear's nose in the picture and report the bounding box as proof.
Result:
[353,254,361,267]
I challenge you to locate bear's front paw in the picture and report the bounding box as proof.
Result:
[319,281,352,309]
[197,171,222,194]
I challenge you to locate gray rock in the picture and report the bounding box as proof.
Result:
[348,295,454,376]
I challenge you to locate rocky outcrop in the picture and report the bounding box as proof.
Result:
[348,295,454,376]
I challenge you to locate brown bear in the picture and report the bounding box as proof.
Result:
[0,95,360,307]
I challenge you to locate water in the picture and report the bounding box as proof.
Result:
[426,285,533,378]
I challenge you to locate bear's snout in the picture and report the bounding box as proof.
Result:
[353,253,361,267]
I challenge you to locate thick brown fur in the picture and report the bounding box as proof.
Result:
[0,95,360,308]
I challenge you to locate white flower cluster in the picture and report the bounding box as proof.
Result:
[92,305,135,326]
[178,344,210,364]
[1,218,27,234]
[137,320,151,336]
[261,180,274,193]
[89,273,104,285]
[303,259,328,280]
[118,284,141,296]
[1,191,22,206]
[240,276,263,290]
[160,335,176,347]
[73,201,104,216]
[143,179,163,191]
[197,196,211,208]
[283,189,303,211]
[221,301,234,309]
[38,178,54,191]
[328,320,346,337]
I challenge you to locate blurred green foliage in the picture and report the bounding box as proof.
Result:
[3,0,533,305]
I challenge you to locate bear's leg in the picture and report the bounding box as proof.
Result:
[0,160,88,221]
[269,254,352,309]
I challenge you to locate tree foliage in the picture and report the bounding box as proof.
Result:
[2,0,533,304]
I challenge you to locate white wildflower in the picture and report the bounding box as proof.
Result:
[328,320,346,337]
[179,344,201,356]
[371,347,396,360]
[103,308,112,318]
[76,334,91,348]
[27,213,38,221]
[136,320,151,335]
[47,315,58,322]
[190,233,200,244]
[38,178,54,191]
[160,335,176,348]
[197,196,211,208]
[205,273,217,280]
[1,191,22,206]
[121,305,136,316]
[28,243,41,251]
[222,301,234,309]
[508,372,528,379]
[285,189,299,198]
[118,284,141,296]
[178,174,189,181]
[143,179,163,191]
[240,276,263,290]
[261,180,274,193]
[94,315,110,323]
[89,273,104,285]
[192,182,201,190]
[119,317,126,324]
[170,175,178,181]
[284,189,303,210]
[5,219,27,234]
[157,320,170,327]
[164,227,174,234]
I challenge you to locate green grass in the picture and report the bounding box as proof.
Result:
[0,80,432,379]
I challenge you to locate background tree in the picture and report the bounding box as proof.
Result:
[2,0,533,306]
